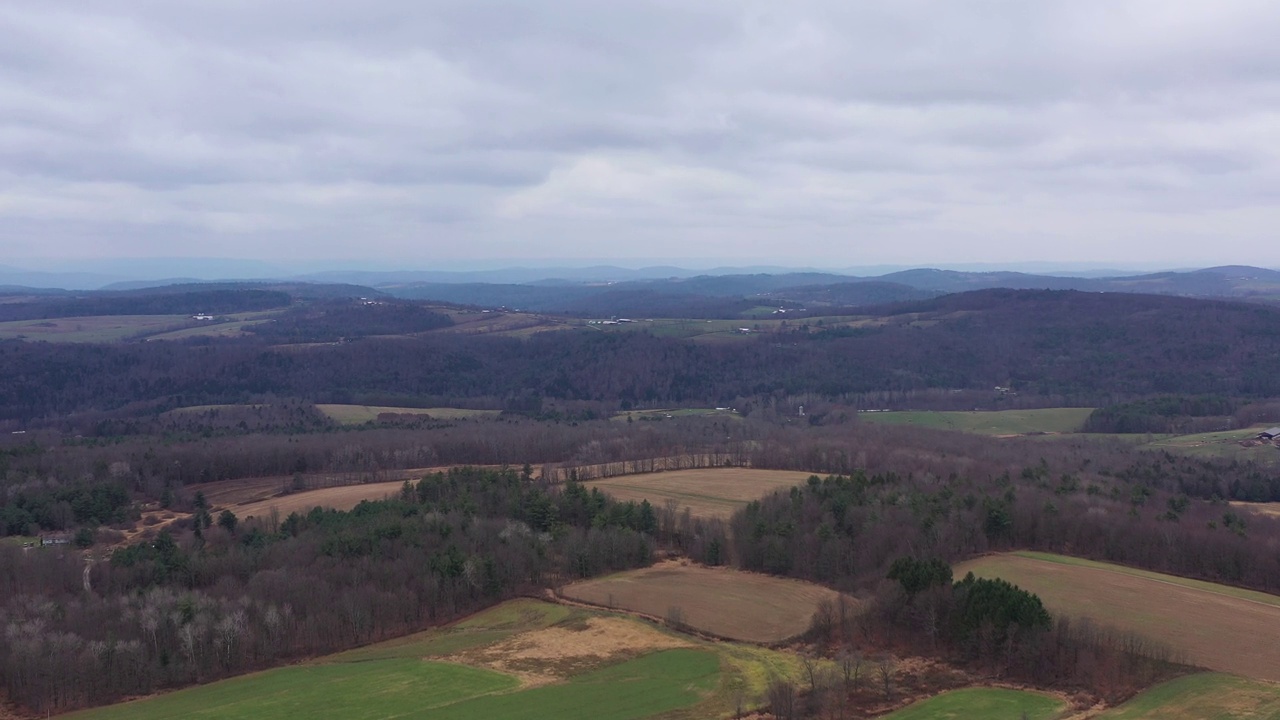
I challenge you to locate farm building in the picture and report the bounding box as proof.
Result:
[39,532,72,546]
[1257,427,1280,440]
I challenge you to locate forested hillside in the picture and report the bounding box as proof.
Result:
[5,290,1280,424]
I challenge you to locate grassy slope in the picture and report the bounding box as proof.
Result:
[1098,673,1280,719]
[857,408,1093,435]
[60,661,517,720]
[882,688,1064,719]
[58,599,794,720]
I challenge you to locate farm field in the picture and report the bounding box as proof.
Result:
[882,687,1065,719]
[611,407,739,422]
[856,408,1093,435]
[1097,672,1280,719]
[561,561,842,643]
[220,479,411,519]
[61,598,811,720]
[585,468,815,519]
[1138,427,1280,465]
[591,314,875,342]
[429,309,577,337]
[958,552,1280,681]
[195,464,506,516]
[145,318,274,340]
[0,315,196,342]
[315,403,500,425]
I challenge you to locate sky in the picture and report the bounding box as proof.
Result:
[2,1,1279,270]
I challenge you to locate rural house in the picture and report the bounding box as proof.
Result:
[1257,427,1280,440]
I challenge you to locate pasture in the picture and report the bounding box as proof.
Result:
[0,315,195,342]
[883,687,1065,720]
[856,408,1093,435]
[315,403,499,425]
[957,552,1280,681]
[585,468,815,519]
[561,561,842,643]
[1138,428,1280,465]
[61,598,815,720]
[1097,672,1280,719]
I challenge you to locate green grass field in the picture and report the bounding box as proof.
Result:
[58,599,756,720]
[857,408,1093,435]
[316,404,500,425]
[1098,673,1280,719]
[883,687,1064,719]
[62,659,517,720]
[424,649,719,720]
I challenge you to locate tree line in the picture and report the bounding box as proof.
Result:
[0,468,656,715]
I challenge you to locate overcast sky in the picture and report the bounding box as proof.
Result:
[2,1,1279,270]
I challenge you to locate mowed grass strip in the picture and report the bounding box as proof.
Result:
[1098,672,1280,719]
[562,563,842,643]
[316,404,499,424]
[857,408,1093,435]
[957,552,1280,681]
[586,468,816,519]
[883,687,1065,719]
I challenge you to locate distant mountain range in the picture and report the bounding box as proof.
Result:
[375,265,1280,314]
[5,264,1280,318]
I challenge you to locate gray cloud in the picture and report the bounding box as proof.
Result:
[2,1,1279,267]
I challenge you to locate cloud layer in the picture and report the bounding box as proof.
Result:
[3,1,1279,267]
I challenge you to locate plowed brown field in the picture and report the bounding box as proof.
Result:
[585,468,814,519]
[958,552,1280,682]
[561,561,842,643]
